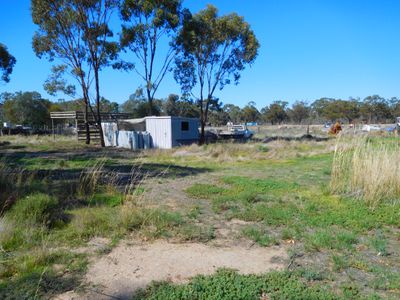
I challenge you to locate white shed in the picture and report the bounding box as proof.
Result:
[102,116,199,150]
[145,116,199,149]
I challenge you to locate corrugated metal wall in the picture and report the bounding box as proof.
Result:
[103,117,199,150]
[101,122,150,150]
[102,123,117,146]
[145,117,172,149]
[171,117,199,147]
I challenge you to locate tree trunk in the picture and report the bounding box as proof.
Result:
[95,70,105,147]
[147,88,153,116]
[199,119,206,145]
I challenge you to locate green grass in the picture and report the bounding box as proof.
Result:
[2,136,400,299]
[305,229,357,252]
[182,151,400,299]
[88,191,124,207]
[3,155,103,171]
[369,230,388,256]
[242,226,276,246]
[0,250,88,299]
[185,183,227,199]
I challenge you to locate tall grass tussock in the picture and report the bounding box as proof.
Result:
[331,136,400,206]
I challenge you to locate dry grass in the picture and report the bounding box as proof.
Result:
[250,124,329,139]
[78,158,107,196]
[167,140,335,163]
[331,136,400,206]
[0,135,93,152]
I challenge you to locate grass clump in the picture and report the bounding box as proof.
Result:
[0,250,88,299]
[242,226,276,246]
[369,230,388,256]
[305,229,357,252]
[7,193,62,228]
[331,137,400,206]
[185,184,226,199]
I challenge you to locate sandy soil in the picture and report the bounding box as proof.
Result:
[55,240,287,300]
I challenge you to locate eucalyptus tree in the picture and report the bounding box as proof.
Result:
[0,43,16,83]
[76,0,119,146]
[118,0,183,115]
[242,101,260,123]
[32,0,91,143]
[261,101,288,125]
[2,91,52,127]
[32,0,118,146]
[174,5,259,144]
[288,101,310,124]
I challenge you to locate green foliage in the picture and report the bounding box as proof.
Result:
[120,88,162,117]
[44,64,76,97]
[261,101,288,125]
[32,0,119,146]
[312,98,360,123]
[119,0,183,114]
[0,43,16,83]
[136,269,338,300]
[174,4,259,142]
[241,101,260,123]
[287,101,310,124]
[163,94,199,118]
[2,91,52,127]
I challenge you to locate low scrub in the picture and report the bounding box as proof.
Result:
[135,269,338,300]
[331,137,400,206]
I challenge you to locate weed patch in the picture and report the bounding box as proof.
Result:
[135,269,338,300]
[242,226,276,246]
[185,184,226,199]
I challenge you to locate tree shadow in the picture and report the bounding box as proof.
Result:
[0,141,26,150]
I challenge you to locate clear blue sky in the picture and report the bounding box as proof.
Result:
[1,0,400,109]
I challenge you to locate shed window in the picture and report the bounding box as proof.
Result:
[181,121,189,131]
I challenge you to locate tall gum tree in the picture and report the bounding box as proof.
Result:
[76,0,119,147]
[174,5,259,144]
[32,0,118,147]
[118,0,183,115]
[32,0,93,144]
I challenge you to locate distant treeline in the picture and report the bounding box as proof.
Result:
[1,91,399,128]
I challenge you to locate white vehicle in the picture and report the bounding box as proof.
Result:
[362,124,381,132]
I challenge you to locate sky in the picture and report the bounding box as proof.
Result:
[1,0,400,109]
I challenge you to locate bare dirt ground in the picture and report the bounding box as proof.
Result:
[52,165,288,300]
[55,240,287,300]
